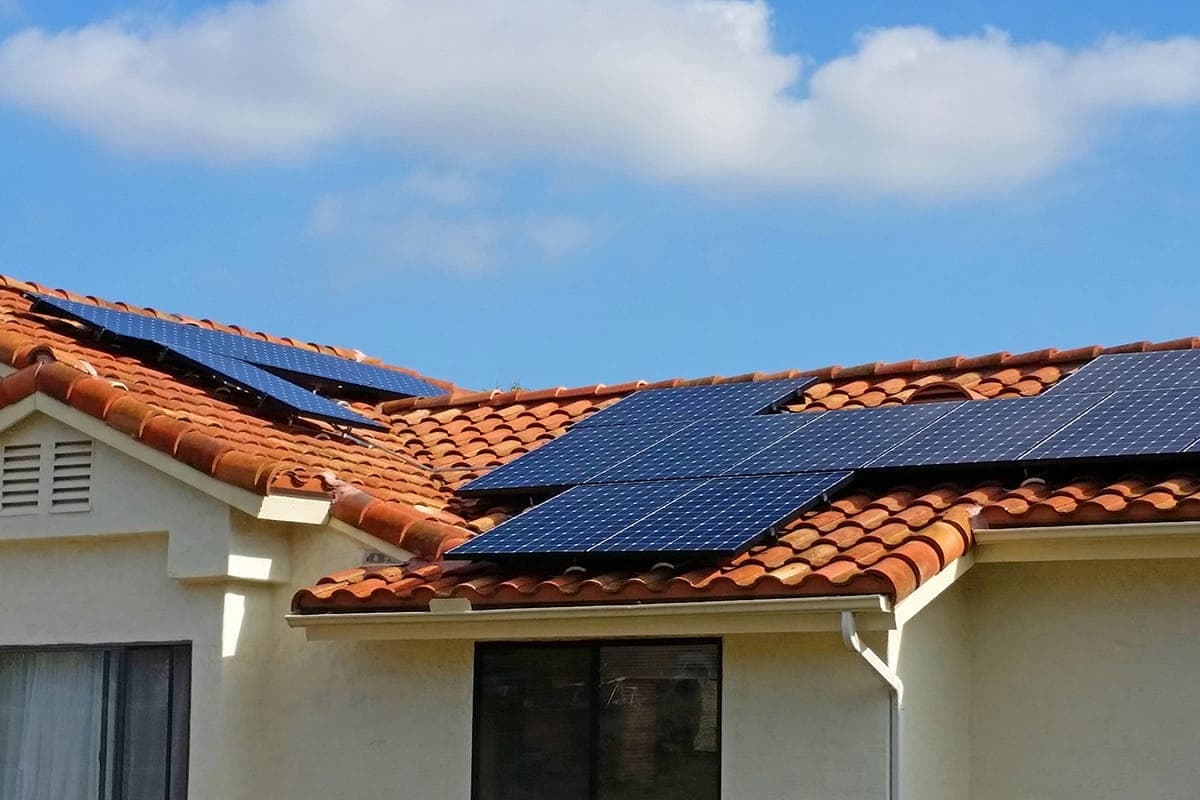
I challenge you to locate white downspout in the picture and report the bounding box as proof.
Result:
[841,610,904,800]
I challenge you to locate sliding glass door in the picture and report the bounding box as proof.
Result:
[0,644,190,800]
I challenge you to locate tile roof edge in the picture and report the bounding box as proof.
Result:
[321,474,472,559]
[3,275,457,393]
[0,334,327,499]
[377,337,1200,414]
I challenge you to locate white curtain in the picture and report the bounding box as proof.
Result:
[0,650,105,800]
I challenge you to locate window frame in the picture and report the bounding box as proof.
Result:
[471,637,723,800]
[0,640,191,800]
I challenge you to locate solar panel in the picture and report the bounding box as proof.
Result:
[1049,350,1200,395]
[589,471,852,555]
[447,479,706,557]
[733,402,961,474]
[168,346,387,430]
[866,393,1108,468]
[458,421,691,495]
[28,293,445,398]
[587,414,821,483]
[1024,390,1200,460]
[577,378,814,428]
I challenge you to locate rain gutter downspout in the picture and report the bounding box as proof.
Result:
[841,610,904,800]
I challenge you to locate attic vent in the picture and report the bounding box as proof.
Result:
[50,440,93,513]
[0,443,42,515]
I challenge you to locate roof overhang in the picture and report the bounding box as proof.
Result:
[0,393,331,524]
[286,593,896,641]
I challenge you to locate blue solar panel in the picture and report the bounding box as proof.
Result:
[588,414,821,483]
[448,479,706,557]
[734,402,961,474]
[459,421,691,494]
[1050,350,1200,395]
[867,393,1108,468]
[169,346,386,430]
[577,378,814,428]
[589,471,852,554]
[28,293,445,398]
[1024,390,1200,460]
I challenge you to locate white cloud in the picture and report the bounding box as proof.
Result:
[378,213,596,273]
[399,170,479,206]
[310,174,597,273]
[1,2,1199,195]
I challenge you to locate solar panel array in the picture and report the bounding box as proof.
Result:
[451,471,850,558]
[577,378,814,427]
[171,347,383,429]
[1024,390,1200,460]
[1050,350,1200,394]
[462,421,690,494]
[867,393,1107,468]
[590,415,821,483]
[27,292,446,429]
[454,348,1200,561]
[742,401,959,473]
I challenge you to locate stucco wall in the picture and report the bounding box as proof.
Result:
[968,559,1200,800]
[723,632,889,800]
[255,528,477,798]
[898,580,971,800]
[0,412,275,799]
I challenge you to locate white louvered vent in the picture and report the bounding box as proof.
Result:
[0,443,42,515]
[50,440,93,513]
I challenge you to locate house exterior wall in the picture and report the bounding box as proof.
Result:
[897,579,971,800]
[723,632,889,800]
[6,409,1200,799]
[0,412,285,800]
[967,559,1200,800]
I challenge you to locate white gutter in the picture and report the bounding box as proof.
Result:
[974,520,1200,563]
[287,594,894,641]
[841,610,904,800]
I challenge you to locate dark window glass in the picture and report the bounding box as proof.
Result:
[0,644,190,800]
[597,644,719,800]
[474,641,720,800]
[474,646,591,800]
[120,647,172,800]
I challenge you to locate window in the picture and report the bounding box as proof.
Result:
[0,644,190,800]
[474,640,720,800]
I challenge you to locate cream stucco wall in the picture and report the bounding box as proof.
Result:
[898,579,971,800]
[0,412,290,800]
[967,559,1200,800]
[723,632,889,800]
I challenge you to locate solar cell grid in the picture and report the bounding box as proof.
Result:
[866,393,1108,468]
[577,377,814,428]
[734,402,961,474]
[169,346,386,429]
[590,471,851,554]
[448,479,705,557]
[28,293,445,397]
[1026,390,1200,460]
[1050,350,1200,395]
[588,413,820,483]
[458,421,691,494]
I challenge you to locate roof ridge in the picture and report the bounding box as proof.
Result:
[2,275,457,393]
[379,337,1200,414]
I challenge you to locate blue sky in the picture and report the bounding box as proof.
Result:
[2,1,1200,392]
